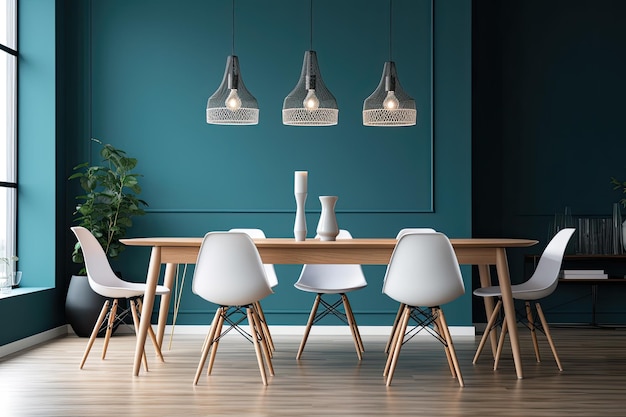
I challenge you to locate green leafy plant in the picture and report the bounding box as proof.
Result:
[611,176,626,208]
[69,138,147,271]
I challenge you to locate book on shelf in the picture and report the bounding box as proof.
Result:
[559,269,609,279]
[561,269,605,275]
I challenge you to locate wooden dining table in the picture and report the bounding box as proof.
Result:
[121,236,537,379]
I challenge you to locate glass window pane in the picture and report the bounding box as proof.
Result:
[0,186,16,268]
[0,0,17,50]
[0,51,16,183]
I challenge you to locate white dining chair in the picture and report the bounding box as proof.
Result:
[294,229,367,360]
[229,228,278,353]
[192,232,274,385]
[473,227,576,371]
[382,231,465,387]
[384,227,437,353]
[70,226,170,371]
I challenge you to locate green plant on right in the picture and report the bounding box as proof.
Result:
[611,177,626,208]
[69,138,147,273]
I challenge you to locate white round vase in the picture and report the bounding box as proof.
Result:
[316,196,339,241]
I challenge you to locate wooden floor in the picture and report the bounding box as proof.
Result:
[2,327,626,416]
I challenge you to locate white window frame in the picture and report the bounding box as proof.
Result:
[1,0,17,276]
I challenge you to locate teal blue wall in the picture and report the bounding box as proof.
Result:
[17,0,56,288]
[78,0,473,327]
[2,0,471,347]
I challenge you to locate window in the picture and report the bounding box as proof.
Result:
[0,0,17,276]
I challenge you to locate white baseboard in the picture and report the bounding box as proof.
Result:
[157,325,476,337]
[3,325,475,358]
[0,326,67,359]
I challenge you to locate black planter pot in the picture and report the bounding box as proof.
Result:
[65,275,122,337]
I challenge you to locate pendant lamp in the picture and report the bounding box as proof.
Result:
[363,0,417,127]
[206,0,259,125]
[283,0,338,126]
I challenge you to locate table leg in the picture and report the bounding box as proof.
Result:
[478,264,498,359]
[495,248,523,379]
[133,246,161,377]
[156,263,177,348]
[591,283,598,327]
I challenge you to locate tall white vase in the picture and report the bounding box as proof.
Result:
[294,192,307,241]
[316,196,339,241]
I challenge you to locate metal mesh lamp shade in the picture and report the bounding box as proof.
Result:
[206,55,259,125]
[283,50,338,126]
[363,61,417,127]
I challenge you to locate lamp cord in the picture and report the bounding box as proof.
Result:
[88,0,93,163]
[309,0,314,51]
[389,0,393,61]
[231,0,235,55]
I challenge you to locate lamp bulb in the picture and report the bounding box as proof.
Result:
[303,89,320,110]
[383,90,400,110]
[225,89,242,111]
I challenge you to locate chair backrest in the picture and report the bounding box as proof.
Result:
[384,228,437,287]
[70,226,127,296]
[192,232,273,306]
[395,228,436,239]
[382,232,465,307]
[520,228,576,297]
[295,229,367,291]
[228,228,279,288]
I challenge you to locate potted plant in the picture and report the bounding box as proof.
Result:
[66,138,148,336]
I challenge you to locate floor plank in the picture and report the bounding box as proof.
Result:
[1,327,626,416]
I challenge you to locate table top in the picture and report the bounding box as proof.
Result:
[121,237,538,265]
[121,237,538,248]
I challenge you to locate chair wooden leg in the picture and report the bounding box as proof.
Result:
[136,298,164,362]
[207,307,225,375]
[525,301,541,362]
[341,294,363,360]
[347,299,364,353]
[79,300,110,369]
[437,307,464,387]
[254,301,275,355]
[473,299,502,364]
[297,294,321,359]
[193,307,221,385]
[201,306,222,354]
[129,298,149,372]
[386,305,410,386]
[383,307,404,377]
[385,303,405,354]
[251,306,274,376]
[536,302,563,371]
[101,299,118,361]
[247,307,268,385]
[345,295,365,353]
[434,308,456,379]
[494,317,508,371]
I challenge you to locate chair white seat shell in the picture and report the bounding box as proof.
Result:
[192,232,274,385]
[294,229,367,360]
[228,228,278,353]
[473,227,576,371]
[384,228,437,353]
[70,226,170,371]
[382,231,465,387]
